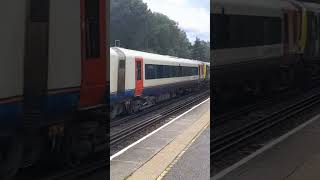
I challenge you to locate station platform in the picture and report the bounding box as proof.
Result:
[110,98,210,180]
[162,127,210,180]
[212,113,320,180]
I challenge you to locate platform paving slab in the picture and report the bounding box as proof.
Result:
[163,127,210,180]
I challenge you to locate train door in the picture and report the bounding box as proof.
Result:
[199,64,204,80]
[203,64,207,79]
[135,57,144,96]
[283,10,297,55]
[79,0,106,108]
[198,65,201,79]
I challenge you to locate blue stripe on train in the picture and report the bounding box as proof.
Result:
[110,80,199,104]
[0,102,22,119]
[110,90,135,104]
[0,92,80,126]
[0,102,23,134]
[43,91,80,114]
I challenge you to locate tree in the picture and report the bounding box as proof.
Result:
[110,0,208,60]
[110,0,151,50]
[192,38,210,62]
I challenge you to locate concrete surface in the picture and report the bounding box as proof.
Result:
[214,114,320,180]
[163,127,210,180]
[110,99,210,180]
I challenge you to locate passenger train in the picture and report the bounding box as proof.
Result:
[211,0,320,104]
[0,0,108,179]
[110,47,210,118]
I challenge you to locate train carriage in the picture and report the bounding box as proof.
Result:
[0,0,108,179]
[211,0,307,102]
[297,1,320,79]
[110,47,209,118]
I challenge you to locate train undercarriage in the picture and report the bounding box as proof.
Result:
[110,82,209,119]
[212,56,320,105]
[0,109,108,180]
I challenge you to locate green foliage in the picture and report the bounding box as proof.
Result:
[110,0,210,62]
[192,38,210,62]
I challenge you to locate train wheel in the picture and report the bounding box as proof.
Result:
[64,121,100,167]
[0,135,23,180]
[128,100,142,114]
[111,104,126,119]
[110,105,118,119]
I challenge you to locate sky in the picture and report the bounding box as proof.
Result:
[143,0,210,43]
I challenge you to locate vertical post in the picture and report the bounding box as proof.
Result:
[23,0,50,129]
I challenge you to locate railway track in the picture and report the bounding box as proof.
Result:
[110,90,210,148]
[213,99,274,126]
[211,90,320,158]
[212,89,305,127]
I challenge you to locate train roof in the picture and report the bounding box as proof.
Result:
[111,47,204,65]
[300,1,320,12]
[211,0,297,17]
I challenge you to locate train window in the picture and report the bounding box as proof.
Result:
[182,67,186,76]
[183,67,193,76]
[211,14,230,49]
[173,66,179,77]
[145,64,155,79]
[85,0,100,58]
[228,15,261,47]
[157,65,164,78]
[189,67,193,76]
[212,13,282,49]
[264,17,282,45]
[163,65,171,78]
[136,62,142,80]
[145,64,198,79]
[194,67,199,75]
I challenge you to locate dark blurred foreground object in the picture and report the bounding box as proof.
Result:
[211,0,320,105]
[0,0,109,179]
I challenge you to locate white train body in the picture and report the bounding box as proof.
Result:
[1,0,82,125]
[110,47,210,117]
[1,0,107,126]
[111,48,200,95]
